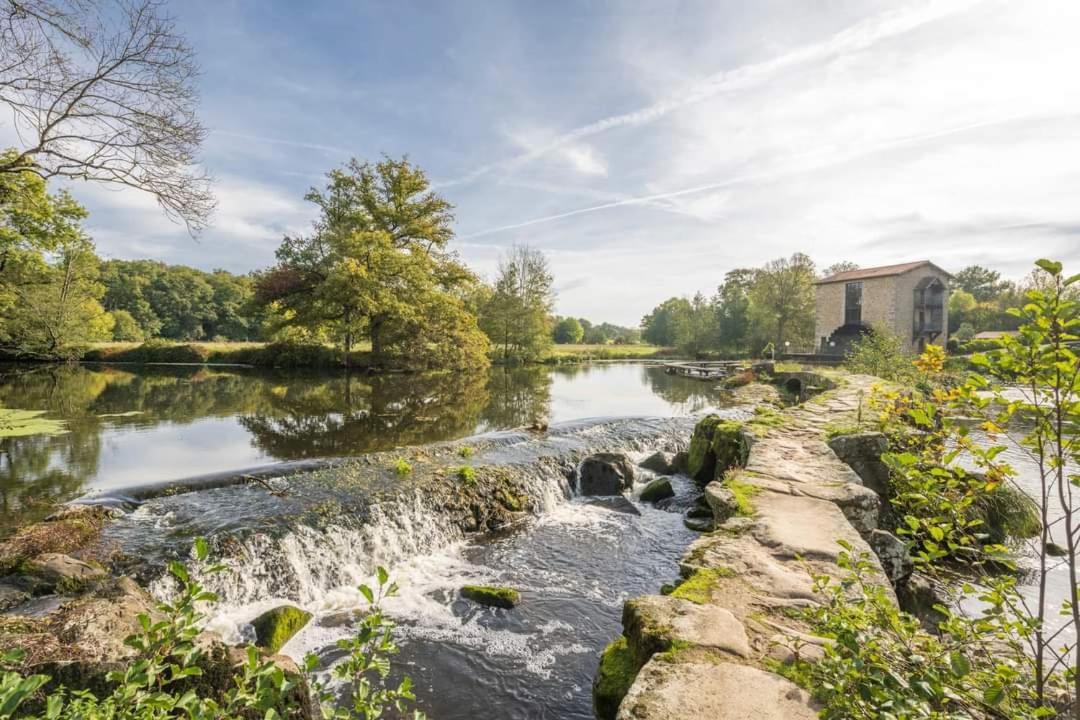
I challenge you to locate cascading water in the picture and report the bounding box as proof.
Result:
[96,410,750,717]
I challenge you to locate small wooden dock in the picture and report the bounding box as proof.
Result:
[662,361,745,380]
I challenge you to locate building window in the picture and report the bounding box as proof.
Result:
[845,281,863,326]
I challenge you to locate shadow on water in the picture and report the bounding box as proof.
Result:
[0,362,727,532]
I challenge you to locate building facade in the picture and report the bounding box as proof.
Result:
[815,261,951,355]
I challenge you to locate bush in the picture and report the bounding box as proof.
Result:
[845,327,915,382]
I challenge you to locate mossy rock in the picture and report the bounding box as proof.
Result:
[593,636,639,720]
[686,416,746,484]
[461,585,520,609]
[251,605,312,654]
[639,477,674,503]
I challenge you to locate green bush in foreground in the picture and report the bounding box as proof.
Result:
[0,540,424,720]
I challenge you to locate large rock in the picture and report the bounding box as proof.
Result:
[828,432,891,497]
[0,582,29,611]
[622,595,749,666]
[593,636,638,720]
[251,604,313,654]
[25,553,107,593]
[579,452,636,496]
[639,477,674,503]
[686,416,747,484]
[639,451,676,475]
[869,529,913,585]
[704,482,740,524]
[617,659,819,720]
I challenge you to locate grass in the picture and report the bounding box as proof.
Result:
[457,465,477,485]
[725,472,760,516]
[541,343,674,362]
[392,458,412,476]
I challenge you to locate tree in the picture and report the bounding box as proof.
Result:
[553,316,584,344]
[0,0,213,232]
[673,292,715,356]
[822,261,859,278]
[110,309,144,341]
[748,252,817,351]
[713,268,754,352]
[478,245,555,361]
[257,156,488,369]
[641,297,690,346]
[953,265,1005,302]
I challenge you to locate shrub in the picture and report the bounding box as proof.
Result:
[845,327,915,382]
[456,466,477,485]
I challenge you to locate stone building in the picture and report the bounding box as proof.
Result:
[814,261,951,355]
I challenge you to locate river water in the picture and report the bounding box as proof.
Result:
[0,361,736,718]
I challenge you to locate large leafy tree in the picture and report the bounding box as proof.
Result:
[553,316,584,344]
[748,252,817,351]
[641,297,691,347]
[953,265,1007,302]
[713,268,755,352]
[257,156,489,369]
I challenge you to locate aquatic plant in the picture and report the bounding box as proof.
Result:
[0,408,66,438]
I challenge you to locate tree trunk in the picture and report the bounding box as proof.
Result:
[371,313,386,367]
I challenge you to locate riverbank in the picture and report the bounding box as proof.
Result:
[598,371,894,719]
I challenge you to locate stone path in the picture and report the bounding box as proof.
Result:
[611,373,891,720]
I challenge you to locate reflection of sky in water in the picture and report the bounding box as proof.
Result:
[94,418,269,490]
[1,363,727,516]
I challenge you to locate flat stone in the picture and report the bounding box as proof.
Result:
[751,492,866,563]
[682,533,817,601]
[27,553,107,592]
[623,595,750,665]
[617,660,819,720]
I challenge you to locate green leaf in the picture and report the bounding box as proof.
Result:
[949,651,970,677]
[1035,258,1063,276]
[194,537,209,562]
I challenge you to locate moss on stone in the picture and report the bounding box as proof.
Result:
[251,605,312,654]
[726,477,760,517]
[593,636,639,720]
[461,584,520,608]
[668,568,735,605]
[687,416,746,484]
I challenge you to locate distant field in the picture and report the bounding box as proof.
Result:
[543,343,673,360]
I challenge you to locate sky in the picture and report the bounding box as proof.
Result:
[48,0,1080,326]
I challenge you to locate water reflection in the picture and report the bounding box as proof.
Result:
[0,362,727,533]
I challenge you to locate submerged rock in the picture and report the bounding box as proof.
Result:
[683,515,714,533]
[584,497,642,516]
[638,451,676,476]
[251,604,313,654]
[579,452,636,496]
[639,477,674,503]
[461,585,520,609]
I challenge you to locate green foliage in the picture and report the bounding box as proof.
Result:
[392,458,412,476]
[845,327,916,382]
[953,321,976,343]
[747,252,817,352]
[478,245,554,362]
[641,297,689,347]
[0,542,425,720]
[666,568,734,605]
[457,446,474,459]
[456,465,477,485]
[257,156,489,370]
[797,548,1052,719]
[110,309,146,342]
[552,316,584,344]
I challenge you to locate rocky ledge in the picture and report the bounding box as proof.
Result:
[596,372,896,720]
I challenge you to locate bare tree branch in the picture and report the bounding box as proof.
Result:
[0,0,214,233]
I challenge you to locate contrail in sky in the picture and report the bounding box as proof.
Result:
[439,0,986,189]
[458,110,1067,241]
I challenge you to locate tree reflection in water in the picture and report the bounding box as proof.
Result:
[0,363,554,532]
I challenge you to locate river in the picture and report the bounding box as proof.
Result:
[0,361,739,718]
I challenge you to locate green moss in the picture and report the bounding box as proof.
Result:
[251,605,312,654]
[461,585,520,608]
[687,416,746,484]
[593,637,639,720]
[668,567,735,605]
[654,639,694,663]
[639,477,673,503]
[747,405,787,431]
[458,446,475,459]
[392,458,412,476]
[496,488,526,512]
[457,465,477,485]
[727,477,760,517]
[824,421,862,440]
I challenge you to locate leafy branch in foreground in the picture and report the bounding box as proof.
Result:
[0,539,423,719]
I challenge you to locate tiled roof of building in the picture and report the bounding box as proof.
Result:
[815,260,952,285]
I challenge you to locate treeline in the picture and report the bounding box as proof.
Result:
[0,152,623,368]
[552,317,640,345]
[641,253,829,357]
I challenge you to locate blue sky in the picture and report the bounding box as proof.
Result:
[62,0,1080,326]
